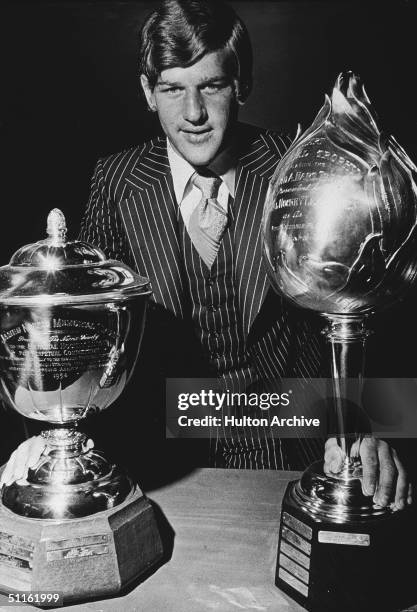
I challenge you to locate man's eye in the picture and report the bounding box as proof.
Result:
[164,87,182,95]
[202,84,222,94]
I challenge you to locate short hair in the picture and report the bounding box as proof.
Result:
[139,0,253,103]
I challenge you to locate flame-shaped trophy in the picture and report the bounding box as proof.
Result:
[0,210,162,602]
[263,73,417,611]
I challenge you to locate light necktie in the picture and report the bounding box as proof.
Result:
[188,171,228,268]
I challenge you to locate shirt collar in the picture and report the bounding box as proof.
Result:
[167,139,236,204]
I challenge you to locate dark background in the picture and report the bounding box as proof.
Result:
[1,0,417,467]
[1,1,417,254]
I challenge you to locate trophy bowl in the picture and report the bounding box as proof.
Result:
[263,73,417,318]
[263,72,417,611]
[0,209,162,602]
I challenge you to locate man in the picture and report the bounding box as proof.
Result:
[1,0,411,508]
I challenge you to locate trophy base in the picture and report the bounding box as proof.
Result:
[0,484,163,604]
[276,480,417,612]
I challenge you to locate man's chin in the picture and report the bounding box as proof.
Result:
[177,143,220,168]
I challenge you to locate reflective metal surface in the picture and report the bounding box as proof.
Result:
[0,210,151,518]
[263,72,417,521]
[291,461,387,522]
[2,430,134,519]
[263,72,417,315]
[0,209,150,305]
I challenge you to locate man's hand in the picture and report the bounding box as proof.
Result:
[324,437,413,510]
[0,436,48,488]
[0,436,94,488]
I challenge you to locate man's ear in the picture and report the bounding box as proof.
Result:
[140,74,157,111]
[233,78,247,106]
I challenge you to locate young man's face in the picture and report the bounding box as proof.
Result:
[141,50,238,167]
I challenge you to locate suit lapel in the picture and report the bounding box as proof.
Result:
[118,137,186,318]
[234,129,291,336]
[116,128,290,327]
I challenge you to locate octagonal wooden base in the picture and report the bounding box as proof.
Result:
[0,485,163,604]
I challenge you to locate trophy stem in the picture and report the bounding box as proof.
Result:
[323,315,370,469]
[40,426,88,458]
[2,424,135,518]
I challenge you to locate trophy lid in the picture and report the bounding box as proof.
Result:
[0,209,151,305]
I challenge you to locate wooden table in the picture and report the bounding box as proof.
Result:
[0,469,416,612]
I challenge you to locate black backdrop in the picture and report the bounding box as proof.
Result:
[1,1,417,258]
[1,0,417,465]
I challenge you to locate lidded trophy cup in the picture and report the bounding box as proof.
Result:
[0,209,162,602]
[263,73,417,611]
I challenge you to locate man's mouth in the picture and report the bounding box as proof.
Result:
[181,128,213,143]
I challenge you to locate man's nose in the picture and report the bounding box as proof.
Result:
[183,90,207,124]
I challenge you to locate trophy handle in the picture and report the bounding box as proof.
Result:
[323,315,371,477]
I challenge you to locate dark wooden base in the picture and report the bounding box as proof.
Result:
[0,486,163,604]
[276,481,417,612]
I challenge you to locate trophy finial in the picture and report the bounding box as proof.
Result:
[47,208,67,244]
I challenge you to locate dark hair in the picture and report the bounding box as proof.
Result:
[139,0,253,103]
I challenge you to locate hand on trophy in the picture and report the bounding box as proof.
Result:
[0,435,94,487]
[324,437,413,510]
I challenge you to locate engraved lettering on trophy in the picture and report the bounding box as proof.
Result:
[279,553,309,584]
[47,543,109,562]
[318,531,370,546]
[278,568,309,597]
[276,197,310,209]
[0,532,34,551]
[0,317,117,382]
[281,526,311,555]
[0,553,31,571]
[282,512,312,540]
[280,540,310,569]
[46,534,109,550]
[0,541,33,562]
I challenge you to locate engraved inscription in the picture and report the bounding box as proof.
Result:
[278,567,309,597]
[0,552,31,571]
[46,534,109,551]
[0,533,34,571]
[282,526,311,555]
[0,541,33,562]
[280,540,310,570]
[279,552,309,584]
[282,512,312,540]
[0,316,117,383]
[0,532,34,551]
[318,531,370,546]
[46,543,109,561]
[270,135,363,247]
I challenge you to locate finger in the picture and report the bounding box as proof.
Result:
[26,436,48,469]
[12,439,38,482]
[392,449,408,510]
[374,442,396,506]
[360,438,378,497]
[324,438,345,474]
[350,438,361,459]
[85,438,94,451]
[0,449,17,487]
[407,482,413,505]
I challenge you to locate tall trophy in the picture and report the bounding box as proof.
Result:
[263,73,417,611]
[0,210,162,602]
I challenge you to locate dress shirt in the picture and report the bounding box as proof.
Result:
[167,139,236,228]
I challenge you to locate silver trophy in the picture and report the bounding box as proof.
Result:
[0,210,162,602]
[263,73,417,611]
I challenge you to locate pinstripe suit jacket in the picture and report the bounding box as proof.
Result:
[80,123,323,338]
[80,123,326,469]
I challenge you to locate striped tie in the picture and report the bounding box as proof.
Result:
[188,171,228,268]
